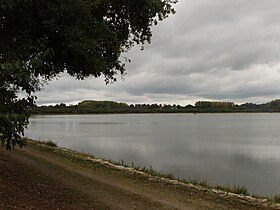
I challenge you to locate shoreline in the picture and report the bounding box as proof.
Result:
[1,139,279,209]
[30,111,280,115]
[37,140,280,207]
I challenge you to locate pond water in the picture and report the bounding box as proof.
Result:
[25,113,280,195]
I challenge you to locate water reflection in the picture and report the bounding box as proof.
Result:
[25,113,280,195]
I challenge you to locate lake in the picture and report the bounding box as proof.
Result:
[25,113,280,195]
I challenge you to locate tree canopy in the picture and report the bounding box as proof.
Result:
[0,0,177,149]
[31,99,280,115]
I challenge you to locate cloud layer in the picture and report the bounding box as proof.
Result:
[36,0,280,105]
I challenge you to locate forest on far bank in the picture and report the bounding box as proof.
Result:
[30,99,280,114]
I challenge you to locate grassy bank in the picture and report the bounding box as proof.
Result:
[1,139,279,209]
[36,139,280,203]
[34,140,280,205]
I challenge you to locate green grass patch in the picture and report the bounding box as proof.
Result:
[186,178,208,187]
[137,165,175,180]
[34,139,58,147]
[216,184,249,196]
[252,194,280,204]
[273,194,280,203]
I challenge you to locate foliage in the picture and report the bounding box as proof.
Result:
[78,100,128,109]
[30,99,280,115]
[0,88,31,149]
[264,99,280,109]
[195,101,235,109]
[0,0,177,149]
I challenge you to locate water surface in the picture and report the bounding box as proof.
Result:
[25,113,280,195]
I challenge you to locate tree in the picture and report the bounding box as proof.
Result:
[0,0,177,149]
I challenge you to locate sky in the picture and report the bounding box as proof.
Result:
[35,0,280,106]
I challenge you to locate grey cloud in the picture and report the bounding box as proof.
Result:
[35,0,280,105]
[146,0,280,71]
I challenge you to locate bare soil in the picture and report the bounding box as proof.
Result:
[0,141,279,210]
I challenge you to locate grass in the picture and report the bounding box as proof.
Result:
[216,185,249,196]
[186,178,208,187]
[139,165,175,179]
[100,158,252,197]
[232,185,249,195]
[273,194,280,203]
[39,139,58,147]
[105,159,176,180]
[251,194,280,204]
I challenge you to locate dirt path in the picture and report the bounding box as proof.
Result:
[0,142,279,210]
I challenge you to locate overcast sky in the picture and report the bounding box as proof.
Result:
[36,0,280,106]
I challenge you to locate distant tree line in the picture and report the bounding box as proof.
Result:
[30,99,280,114]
